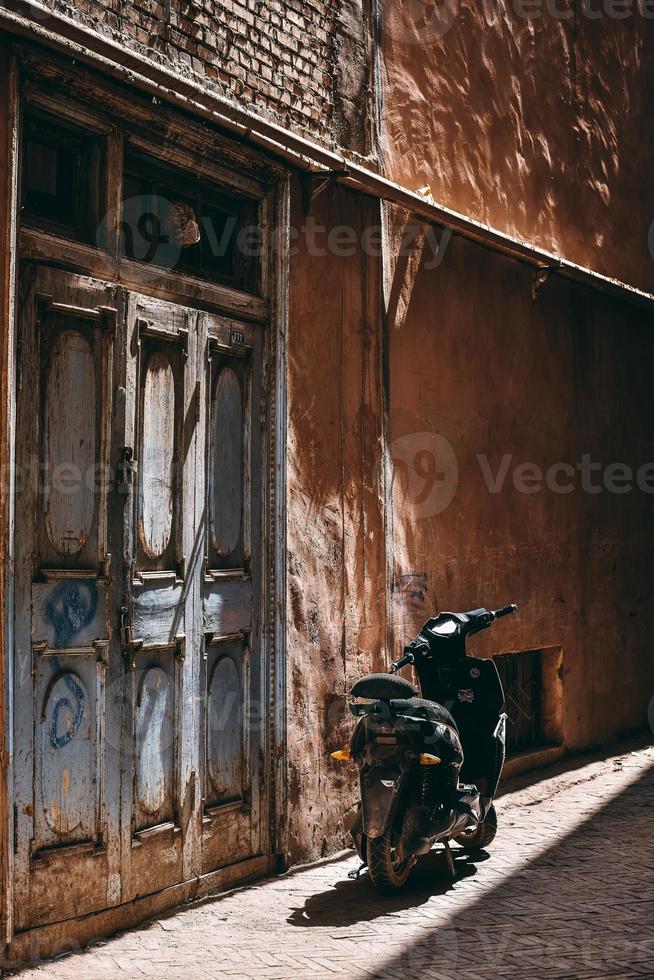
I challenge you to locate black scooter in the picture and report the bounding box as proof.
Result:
[332,603,517,891]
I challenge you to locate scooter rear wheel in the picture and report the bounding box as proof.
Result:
[367,827,416,892]
[454,802,498,851]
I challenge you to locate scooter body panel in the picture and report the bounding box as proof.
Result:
[351,702,464,839]
[359,765,408,839]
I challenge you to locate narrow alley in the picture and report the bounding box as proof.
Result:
[11,741,654,980]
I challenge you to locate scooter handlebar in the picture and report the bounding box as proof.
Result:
[492,603,518,620]
[389,651,415,673]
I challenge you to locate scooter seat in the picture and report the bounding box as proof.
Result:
[350,673,417,700]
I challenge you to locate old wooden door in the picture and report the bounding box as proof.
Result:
[14,265,267,928]
[14,265,123,928]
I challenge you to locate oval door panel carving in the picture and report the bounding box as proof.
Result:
[44,331,96,555]
[210,367,243,557]
[41,672,92,835]
[140,353,175,558]
[135,667,173,817]
[207,656,243,802]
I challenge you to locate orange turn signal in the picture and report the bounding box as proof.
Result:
[330,748,352,762]
[419,753,442,765]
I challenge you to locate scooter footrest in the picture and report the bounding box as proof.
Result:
[404,804,456,849]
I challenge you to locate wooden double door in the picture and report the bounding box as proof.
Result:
[13,264,269,929]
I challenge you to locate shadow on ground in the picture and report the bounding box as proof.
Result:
[374,761,654,978]
[287,849,483,927]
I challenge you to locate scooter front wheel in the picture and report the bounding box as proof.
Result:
[367,827,416,892]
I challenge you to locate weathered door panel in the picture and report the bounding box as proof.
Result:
[202,636,258,870]
[14,266,121,930]
[133,662,176,829]
[119,295,193,900]
[125,651,184,896]
[203,580,253,637]
[32,579,109,650]
[199,315,265,875]
[28,655,109,925]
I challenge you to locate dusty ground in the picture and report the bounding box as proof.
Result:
[8,739,654,980]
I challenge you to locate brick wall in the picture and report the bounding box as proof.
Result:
[41,0,370,148]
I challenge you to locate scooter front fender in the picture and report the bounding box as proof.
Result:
[360,767,408,839]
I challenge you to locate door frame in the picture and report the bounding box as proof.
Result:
[0,49,289,956]
[0,48,20,949]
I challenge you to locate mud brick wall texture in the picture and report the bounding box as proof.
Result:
[41,0,372,151]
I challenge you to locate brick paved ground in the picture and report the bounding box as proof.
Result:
[9,740,654,980]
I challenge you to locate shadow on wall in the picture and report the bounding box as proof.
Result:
[380,1,654,290]
[386,225,654,748]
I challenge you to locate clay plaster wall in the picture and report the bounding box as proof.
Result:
[284,182,654,862]
[386,218,654,752]
[285,180,387,863]
[380,1,654,291]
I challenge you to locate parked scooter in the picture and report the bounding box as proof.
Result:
[331,603,517,891]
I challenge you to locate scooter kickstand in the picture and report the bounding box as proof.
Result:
[348,861,367,880]
[443,840,456,881]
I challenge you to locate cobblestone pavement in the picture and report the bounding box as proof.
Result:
[9,741,654,980]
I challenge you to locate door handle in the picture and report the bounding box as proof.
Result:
[119,606,143,670]
[116,447,136,493]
